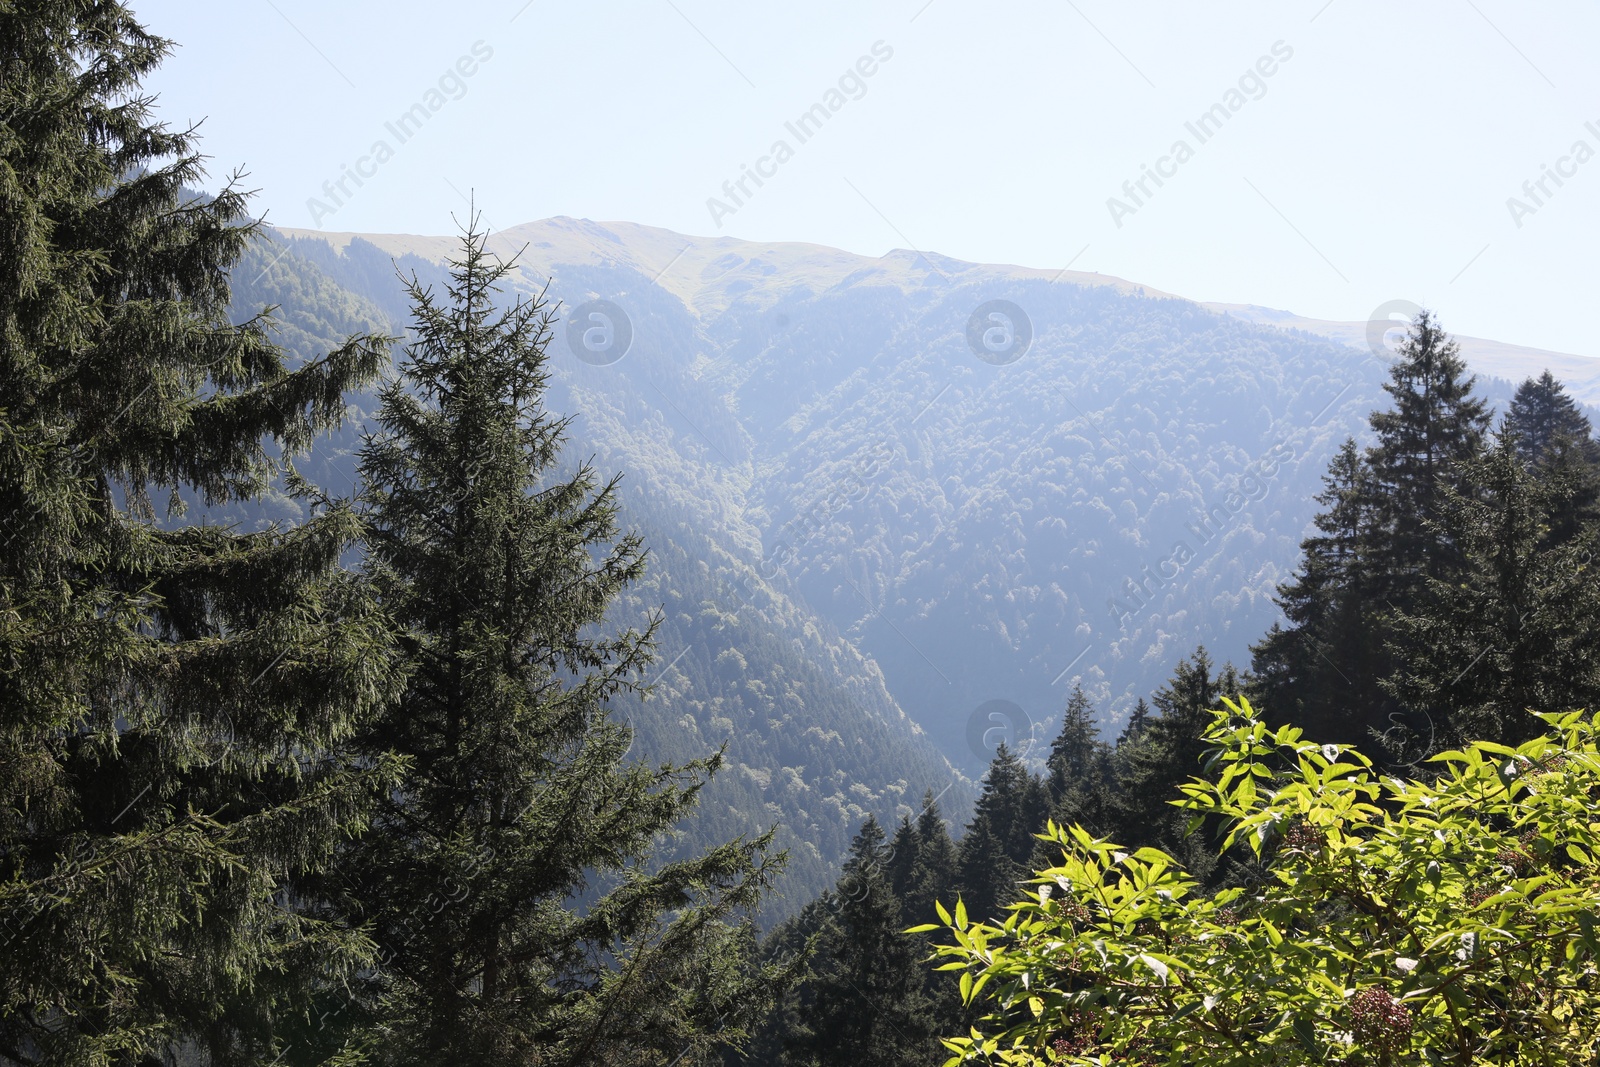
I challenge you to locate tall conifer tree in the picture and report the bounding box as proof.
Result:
[785,817,937,1067]
[904,796,964,1038]
[1388,431,1600,746]
[1253,313,1490,752]
[1251,439,1385,743]
[904,793,958,931]
[1365,310,1490,603]
[1108,649,1235,881]
[1040,686,1111,851]
[1118,698,1152,746]
[1046,685,1103,799]
[1505,371,1600,545]
[1,5,401,1063]
[339,220,781,1066]
[1506,370,1600,468]
[954,745,1049,924]
[886,815,921,903]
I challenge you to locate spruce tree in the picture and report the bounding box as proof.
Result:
[1506,370,1600,468]
[2,5,401,1063]
[1251,439,1386,744]
[954,745,1049,924]
[1365,310,1490,605]
[1038,687,1111,858]
[734,908,816,1067]
[1387,431,1600,746]
[1108,649,1235,881]
[1538,433,1600,548]
[739,800,961,1067]
[1505,372,1600,545]
[904,793,958,929]
[1253,313,1490,753]
[904,796,964,1040]
[1046,685,1103,799]
[886,814,921,904]
[786,817,937,1067]
[1118,698,1152,746]
[339,220,782,1066]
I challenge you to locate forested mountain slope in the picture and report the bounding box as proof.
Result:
[268,219,1600,781]
[227,236,966,921]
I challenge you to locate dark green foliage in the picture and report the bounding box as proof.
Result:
[1046,686,1103,797]
[887,815,922,903]
[1252,312,1497,753]
[1038,687,1113,863]
[1365,311,1492,601]
[0,5,399,1063]
[1119,698,1152,745]
[1506,369,1600,468]
[954,745,1051,925]
[1387,430,1600,747]
[1362,312,1490,745]
[1251,439,1384,745]
[1256,318,1600,765]
[337,221,785,1066]
[741,796,962,1067]
[1106,649,1238,881]
[1506,370,1600,545]
[185,238,400,534]
[779,818,940,1067]
[883,794,965,973]
[903,793,959,932]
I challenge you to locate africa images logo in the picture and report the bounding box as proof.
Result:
[306,41,494,227]
[966,699,1036,764]
[565,300,633,366]
[706,41,894,229]
[966,300,1033,366]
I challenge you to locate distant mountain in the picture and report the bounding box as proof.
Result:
[1207,302,1600,407]
[235,217,1600,916]
[227,234,971,923]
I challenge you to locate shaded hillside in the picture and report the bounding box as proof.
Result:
[227,234,969,921]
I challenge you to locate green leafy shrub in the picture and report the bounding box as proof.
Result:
[925,699,1600,1065]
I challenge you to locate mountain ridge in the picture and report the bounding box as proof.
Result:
[278,216,1599,401]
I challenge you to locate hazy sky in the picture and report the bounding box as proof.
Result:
[136,1,1599,358]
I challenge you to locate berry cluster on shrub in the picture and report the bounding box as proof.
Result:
[1349,987,1413,1058]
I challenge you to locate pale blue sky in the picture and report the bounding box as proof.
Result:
[137,0,1599,358]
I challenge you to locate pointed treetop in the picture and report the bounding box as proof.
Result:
[848,812,887,861]
[1369,310,1491,467]
[1506,369,1598,467]
[1121,698,1153,745]
[915,789,947,837]
[1047,685,1101,792]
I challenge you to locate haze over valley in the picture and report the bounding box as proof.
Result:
[224,217,1600,913]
